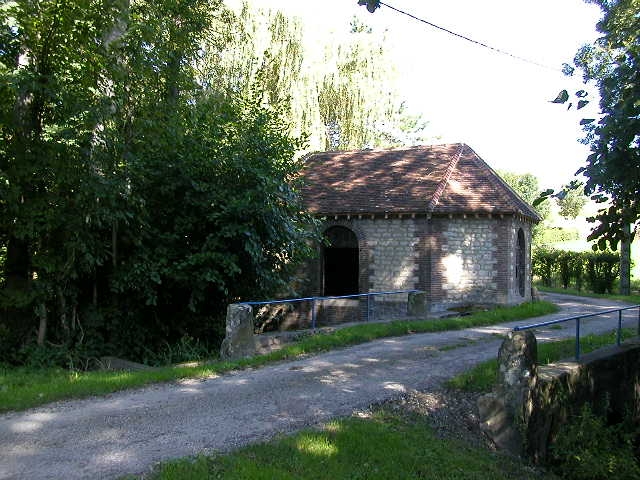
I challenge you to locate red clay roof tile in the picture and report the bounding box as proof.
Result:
[301,143,541,221]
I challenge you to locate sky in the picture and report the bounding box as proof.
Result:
[231,0,603,190]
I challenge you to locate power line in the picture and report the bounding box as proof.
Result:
[378,1,562,72]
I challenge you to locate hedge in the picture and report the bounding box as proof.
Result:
[532,247,620,294]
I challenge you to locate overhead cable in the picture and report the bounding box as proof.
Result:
[378,1,563,72]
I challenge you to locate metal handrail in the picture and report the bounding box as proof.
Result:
[513,304,640,361]
[240,289,423,329]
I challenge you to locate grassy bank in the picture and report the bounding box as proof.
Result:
[537,285,640,305]
[134,409,552,480]
[0,300,557,413]
[447,328,637,392]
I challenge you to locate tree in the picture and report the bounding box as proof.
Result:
[207,4,429,151]
[556,185,588,219]
[0,0,318,365]
[551,0,639,295]
[498,171,550,241]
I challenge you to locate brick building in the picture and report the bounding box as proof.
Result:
[301,143,541,313]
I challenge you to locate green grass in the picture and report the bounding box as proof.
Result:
[0,300,558,413]
[537,285,640,305]
[138,409,552,480]
[447,328,637,392]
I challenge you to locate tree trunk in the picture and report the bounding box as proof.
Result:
[37,303,47,346]
[619,222,631,296]
[1,237,32,351]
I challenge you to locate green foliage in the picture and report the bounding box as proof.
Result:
[0,0,318,366]
[556,187,588,219]
[143,335,211,367]
[585,250,620,294]
[533,247,620,293]
[560,0,640,252]
[550,406,640,480]
[537,227,581,245]
[210,3,429,151]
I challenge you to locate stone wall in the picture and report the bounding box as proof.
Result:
[433,217,499,309]
[306,214,534,312]
[479,332,640,463]
[318,218,419,298]
[364,218,419,294]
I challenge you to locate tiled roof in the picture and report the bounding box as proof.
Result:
[301,143,541,221]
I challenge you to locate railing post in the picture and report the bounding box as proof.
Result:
[311,298,317,329]
[637,306,640,336]
[367,294,371,322]
[371,295,375,322]
[575,317,581,361]
[617,310,622,346]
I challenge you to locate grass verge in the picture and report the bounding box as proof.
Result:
[447,328,637,392]
[537,285,640,305]
[135,409,551,480]
[0,300,557,413]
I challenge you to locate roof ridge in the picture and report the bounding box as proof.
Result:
[427,143,465,212]
[304,143,463,158]
[464,146,542,222]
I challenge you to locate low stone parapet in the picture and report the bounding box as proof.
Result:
[478,331,640,462]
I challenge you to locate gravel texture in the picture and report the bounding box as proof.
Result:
[0,293,634,480]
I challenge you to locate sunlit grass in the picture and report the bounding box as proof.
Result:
[0,301,557,413]
[138,409,552,480]
[447,328,637,392]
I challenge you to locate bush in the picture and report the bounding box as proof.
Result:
[532,247,561,287]
[549,406,640,480]
[586,251,620,294]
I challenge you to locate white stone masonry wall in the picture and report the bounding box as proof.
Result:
[360,218,418,295]
[440,218,498,303]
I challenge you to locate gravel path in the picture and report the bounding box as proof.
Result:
[0,293,637,480]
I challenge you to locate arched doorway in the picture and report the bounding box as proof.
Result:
[516,228,526,297]
[323,226,359,296]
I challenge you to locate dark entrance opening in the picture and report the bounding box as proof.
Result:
[323,226,359,296]
[516,228,526,297]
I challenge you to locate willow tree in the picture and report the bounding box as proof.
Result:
[208,3,428,152]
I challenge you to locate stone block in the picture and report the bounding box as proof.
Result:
[220,303,256,360]
[408,291,427,316]
[478,392,523,455]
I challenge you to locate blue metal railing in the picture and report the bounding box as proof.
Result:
[513,304,640,361]
[240,289,422,329]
